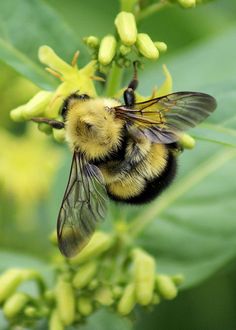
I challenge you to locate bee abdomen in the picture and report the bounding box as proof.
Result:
[107,150,177,204]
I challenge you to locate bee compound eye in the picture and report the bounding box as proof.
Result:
[85,122,94,130]
[61,105,68,119]
[79,94,90,100]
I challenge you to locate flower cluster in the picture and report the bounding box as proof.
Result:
[4,2,208,328]
[10,8,196,151]
[0,231,184,329]
[84,11,167,71]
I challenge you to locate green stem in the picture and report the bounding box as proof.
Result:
[192,134,236,148]
[105,63,124,97]
[200,123,236,137]
[136,1,169,22]
[129,149,236,238]
[120,0,137,12]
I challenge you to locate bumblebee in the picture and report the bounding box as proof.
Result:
[32,67,216,257]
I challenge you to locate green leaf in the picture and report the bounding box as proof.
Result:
[0,0,87,89]
[79,309,132,330]
[0,250,49,272]
[120,25,236,289]
[0,251,53,286]
[191,123,236,148]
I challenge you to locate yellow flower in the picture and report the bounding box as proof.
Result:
[0,127,62,217]
[11,46,98,122]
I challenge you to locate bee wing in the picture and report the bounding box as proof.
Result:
[115,92,217,143]
[57,152,108,257]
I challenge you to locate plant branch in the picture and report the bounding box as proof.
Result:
[200,123,236,137]
[105,63,124,97]
[120,0,137,12]
[136,1,170,22]
[191,135,236,148]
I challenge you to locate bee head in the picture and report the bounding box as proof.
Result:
[65,97,124,160]
[61,92,90,120]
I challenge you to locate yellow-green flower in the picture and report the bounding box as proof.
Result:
[11,46,98,122]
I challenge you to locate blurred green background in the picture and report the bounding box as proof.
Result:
[1,0,236,329]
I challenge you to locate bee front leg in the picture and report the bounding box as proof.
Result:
[31,117,65,129]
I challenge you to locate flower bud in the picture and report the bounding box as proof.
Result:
[23,91,52,119]
[84,36,100,48]
[55,277,75,326]
[73,261,97,289]
[0,269,24,303]
[112,286,123,298]
[156,275,177,300]
[171,274,185,286]
[77,297,93,316]
[10,105,26,122]
[3,292,29,319]
[119,45,131,56]
[95,286,114,306]
[20,269,42,281]
[38,123,53,135]
[115,12,137,46]
[178,0,196,8]
[117,283,136,316]
[24,306,38,318]
[10,91,52,121]
[132,248,156,305]
[179,133,196,149]
[98,35,117,66]
[44,289,55,303]
[136,33,159,60]
[49,309,64,330]
[154,41,168,53]
[70,231,114,265]
[88,279,99,290]
[53,128,66,143]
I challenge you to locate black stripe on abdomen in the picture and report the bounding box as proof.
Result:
[108,149,177,204]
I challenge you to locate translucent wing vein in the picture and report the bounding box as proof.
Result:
[57,152,108,257]
[115,92,217,143]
